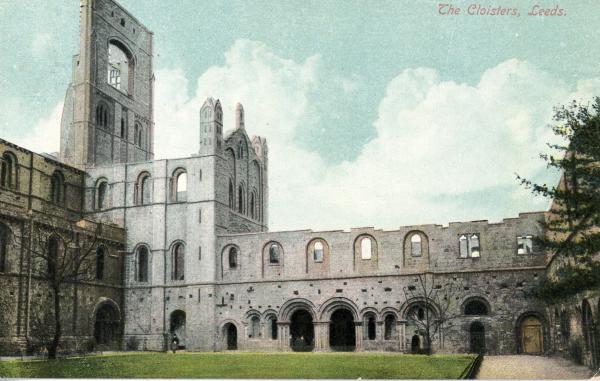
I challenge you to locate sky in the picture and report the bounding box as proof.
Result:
[1,0,600,231]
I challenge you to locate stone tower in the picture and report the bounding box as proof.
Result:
[59,0,154,168]
[198,98,223,156]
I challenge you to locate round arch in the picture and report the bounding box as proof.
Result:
[92,298,122,347]
[400,297,440,320]
[278,298,317,321]
[515,311,547,354]
[318,297,360,321]
[461,296,491,315]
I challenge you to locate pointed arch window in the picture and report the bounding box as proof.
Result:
[136,246,149,282]
[250,191,256,219]
[228,179,234,209]
[237,185,245,213]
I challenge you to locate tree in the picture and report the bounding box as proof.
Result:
[14,218,102,359]
[518,97,600,302]
[402,272,463,354]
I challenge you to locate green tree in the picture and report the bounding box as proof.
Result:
[518,97,600,302]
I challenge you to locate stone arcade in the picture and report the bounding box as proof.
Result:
[0,0,598,367]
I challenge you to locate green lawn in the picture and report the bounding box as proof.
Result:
[0,352,476,379]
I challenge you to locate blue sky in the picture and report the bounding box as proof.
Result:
[1,1,600,230]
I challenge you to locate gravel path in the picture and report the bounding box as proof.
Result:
[476,355,593,379]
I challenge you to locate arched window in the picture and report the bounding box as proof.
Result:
[464,299,488,315]
[96,179,108,210]
[559,310,570,343]
[361,237,372,260]
[0,224,8,272]
[1,152,17,189]
[137,172,151,205]
[96,247,105,280]
[228,179,234,209]
[269,316,278,339]
[137,124,143,148]
[133,122,144,148]
[367,316,376,340]
[417,308,425,320]
[384,315,396,340]
[47,236,60,278]
[269,243,281,264]
[136,246,149,282]
[50,171,64,205]
[172,243,185,281]
[237,141,244,159]
[237,185,245,213]
[313,241,324,262]
[108,40,134,95]
[411,234,422,257]
[249,316,260,338]
[95,103,109,129]
[250,192,256,219]
[172,169,187,202]
[120,116,126,138]
[228,247,238,269]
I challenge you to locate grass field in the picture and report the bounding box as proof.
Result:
[0,352,476,379]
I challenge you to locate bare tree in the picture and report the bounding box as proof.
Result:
[13,218,103,359]
[403,272,464,354]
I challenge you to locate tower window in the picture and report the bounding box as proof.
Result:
[95,103,109,129]
[172,243,185,281]
[136,246,149,282]
[0,152,17,189]
[108,40,134,95]
[228,179,234,209]
[95,179,109,210]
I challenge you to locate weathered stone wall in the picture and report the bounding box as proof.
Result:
[0,140,125,355]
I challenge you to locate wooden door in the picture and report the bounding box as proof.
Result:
[522,317,543,354]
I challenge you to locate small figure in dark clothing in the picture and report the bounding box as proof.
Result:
[171,333,179,353]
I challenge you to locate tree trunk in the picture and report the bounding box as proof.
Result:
[48,286,61,359]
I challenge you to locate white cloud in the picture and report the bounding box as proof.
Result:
[31,32,52,58]
[5,101,63,155]
[12,40,600,232]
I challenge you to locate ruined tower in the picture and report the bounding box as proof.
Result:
[59,0,154,168]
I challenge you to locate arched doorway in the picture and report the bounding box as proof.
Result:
[170,310,186,349]
[290,309,314,351]
[411,335,420,354]
[94,303,120,348]
[329,308,355,351]
[224,323,237,350]
[520,316,543,354]
[469,322,485,353]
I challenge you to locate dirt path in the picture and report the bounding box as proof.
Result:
[476,355,592,379]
